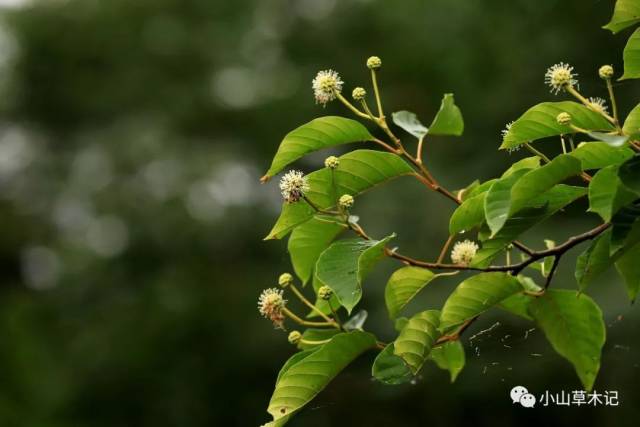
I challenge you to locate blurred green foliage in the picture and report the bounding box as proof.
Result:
[0,0,639,426]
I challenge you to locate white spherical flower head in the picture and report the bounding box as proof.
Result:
[312,69,344,105]
[588,97,609,115]
[545,62,578,94]
[451,239,479,266]
[324,156,340,169]
[279,170,310,203]
[258,288,287,329]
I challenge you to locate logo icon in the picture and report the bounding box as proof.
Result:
[511,386,536,408]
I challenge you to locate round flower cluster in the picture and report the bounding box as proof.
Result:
[366,56,382,69]
[588,97,609,115]
[278,272,293,287]
[545,62,578,94]
[279,170,310,203]
[258,288,287,329]
[556,112,572,126]
[599,65,614,79]
[324,156,340,169]
[451,240,479,266]
[312,69,343,105]
[288,330,302,345]
[339,194,354,209]
[352,87,367,101]
[318,285,333,300]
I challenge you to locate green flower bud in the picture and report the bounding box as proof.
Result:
[598,65,614,79]
[352,87,366,101]
[366,56,382,70]
[318,285,333,300]
[556,112,572,126]
[278,272,294,287]
[288,330,302,345]
[339,194,354,209]
[324,156,340,169]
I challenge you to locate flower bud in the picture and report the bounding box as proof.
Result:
[598,65,614,79]
[366,56,382,70]
[352,87,366,101]
[556,112,572,126]
[288,330,302,345]
[324,156,340,169]
[318,285,333,300]
[338,194,354,209]
[279,272,294,287]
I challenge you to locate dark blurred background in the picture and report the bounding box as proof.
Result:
[0,0,638,426]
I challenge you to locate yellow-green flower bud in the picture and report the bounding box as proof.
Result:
[352,87,366,101]
[318,285,333,300]
[338,194,354,209]
[278,272,294,287]
[366,56,382,70]
[324,156,340,169]
[598,65,614,79]
[288,330,302,345]
[556,112,572,126]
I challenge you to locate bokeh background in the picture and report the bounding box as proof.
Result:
[0,0,639,425]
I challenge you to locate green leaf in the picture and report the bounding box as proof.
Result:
[570,142,634,170]
[615,242,640,301]
[450,192,487,235]
[297,329,340,350]
[575,229,613,291]
[588,165,638,221]
[509,154,582,216]
[394,317,409,332]
[315,235,394,314]
[392,110,428,138]
[266,150,413,240]
[622,27,640,79]
[385,266,457,319]
[428,94,464,136]
[587,131,629,147]
[372,343,413,385]
[262,116,374,180]
[619,153,640,195]
[430,341,465,383]
[459,179,480,201]
[501,156,541,177]
[440,272,523,331]
[266,331,376,423]
[393,310,441,374]
[473,185,587,267]
[500,102,614,149]
[499,293,535,320]
[465,179,497,199]
[528,290,605,391]
[623,104,640,138]
[484,168,531,236]
[288,216,346,284]
[610,202,640,255]
[603,0,640,33]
